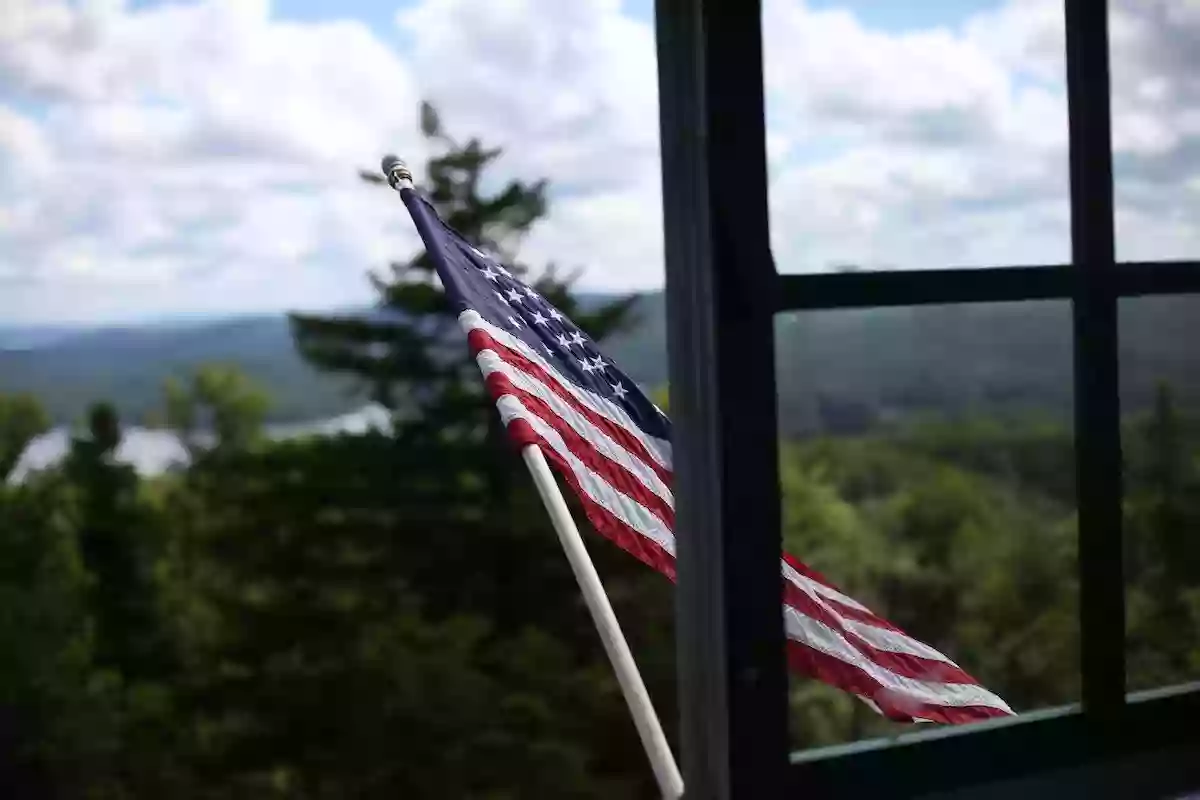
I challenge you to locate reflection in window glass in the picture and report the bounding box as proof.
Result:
[1110,0,1200,262]
[776,301,1079,751]
[1121,295,1200,692]
[761,0,1070,273]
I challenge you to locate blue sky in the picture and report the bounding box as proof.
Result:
[1,0,1197,324]
[272,0,412,31]
[266,0,1001,33]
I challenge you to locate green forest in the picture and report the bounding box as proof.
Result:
[2,105,1199,798]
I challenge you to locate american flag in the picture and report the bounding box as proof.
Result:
[398,187,1014,725]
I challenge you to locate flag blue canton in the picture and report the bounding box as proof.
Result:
[404,193,671,444]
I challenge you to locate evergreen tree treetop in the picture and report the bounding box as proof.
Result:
[290,101,638,436]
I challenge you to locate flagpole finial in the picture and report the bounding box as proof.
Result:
[381,154,413,190]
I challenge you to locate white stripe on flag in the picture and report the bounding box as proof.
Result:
[784,608,1013,713]
[493,394,677,556]
[461,310,673,470]
[475,348,674,508]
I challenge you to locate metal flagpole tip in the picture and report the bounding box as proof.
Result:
[380,154,413,190]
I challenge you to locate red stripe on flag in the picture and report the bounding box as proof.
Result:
[782,553,907,634]
[780,583,979,685]
[467,328,672,485]
[483,370,675,529]
[785,641,1012,725]
[506,418,678,580]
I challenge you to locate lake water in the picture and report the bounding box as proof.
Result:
[9,404,393,484]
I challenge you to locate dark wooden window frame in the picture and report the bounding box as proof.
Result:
[654,0,1200,797]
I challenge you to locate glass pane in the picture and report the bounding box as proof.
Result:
[1121,295,1200,692]
[762,1,1070,273]
[776,300,1079,752]
[1110,1,1200,262]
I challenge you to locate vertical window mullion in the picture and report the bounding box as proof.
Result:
[1064,0,1126,720]
[655,0,789,796]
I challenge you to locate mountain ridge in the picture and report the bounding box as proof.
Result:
[2,292,1196,435]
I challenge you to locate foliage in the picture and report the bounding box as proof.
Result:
[151,430,666,798]
[0,469,100,797]
[5,372,1200,794]
[1124,383,1200,688]
[164,364,271,458]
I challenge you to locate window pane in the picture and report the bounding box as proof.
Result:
[762,0,1070,273]
[1110,1,1200,262]
[776,301,1079,752]
[1121,295,1200,692]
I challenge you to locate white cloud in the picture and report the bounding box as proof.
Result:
[760,0,1074,271]
[1,0,426,322]
[523,174,664,290]
[1104,1,1200,260]
[0,0,1199,323]
[0,105,51,170]
[395,0,660,193]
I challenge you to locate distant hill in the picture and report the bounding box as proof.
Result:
[0,295,648,427]
[597,293,1200,436]
[2,293,1196,434]
[0,312,360,425]
[773,296,1200,434]
[0,324,88,351]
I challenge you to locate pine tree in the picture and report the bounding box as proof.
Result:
[172,103,669,796]
[63,404,172,682]
[290,101,637,501]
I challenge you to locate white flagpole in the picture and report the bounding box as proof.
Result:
[381,155,683,798]
[520,444,684,799]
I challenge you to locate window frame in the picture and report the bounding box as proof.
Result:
[654,0,1200,797]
